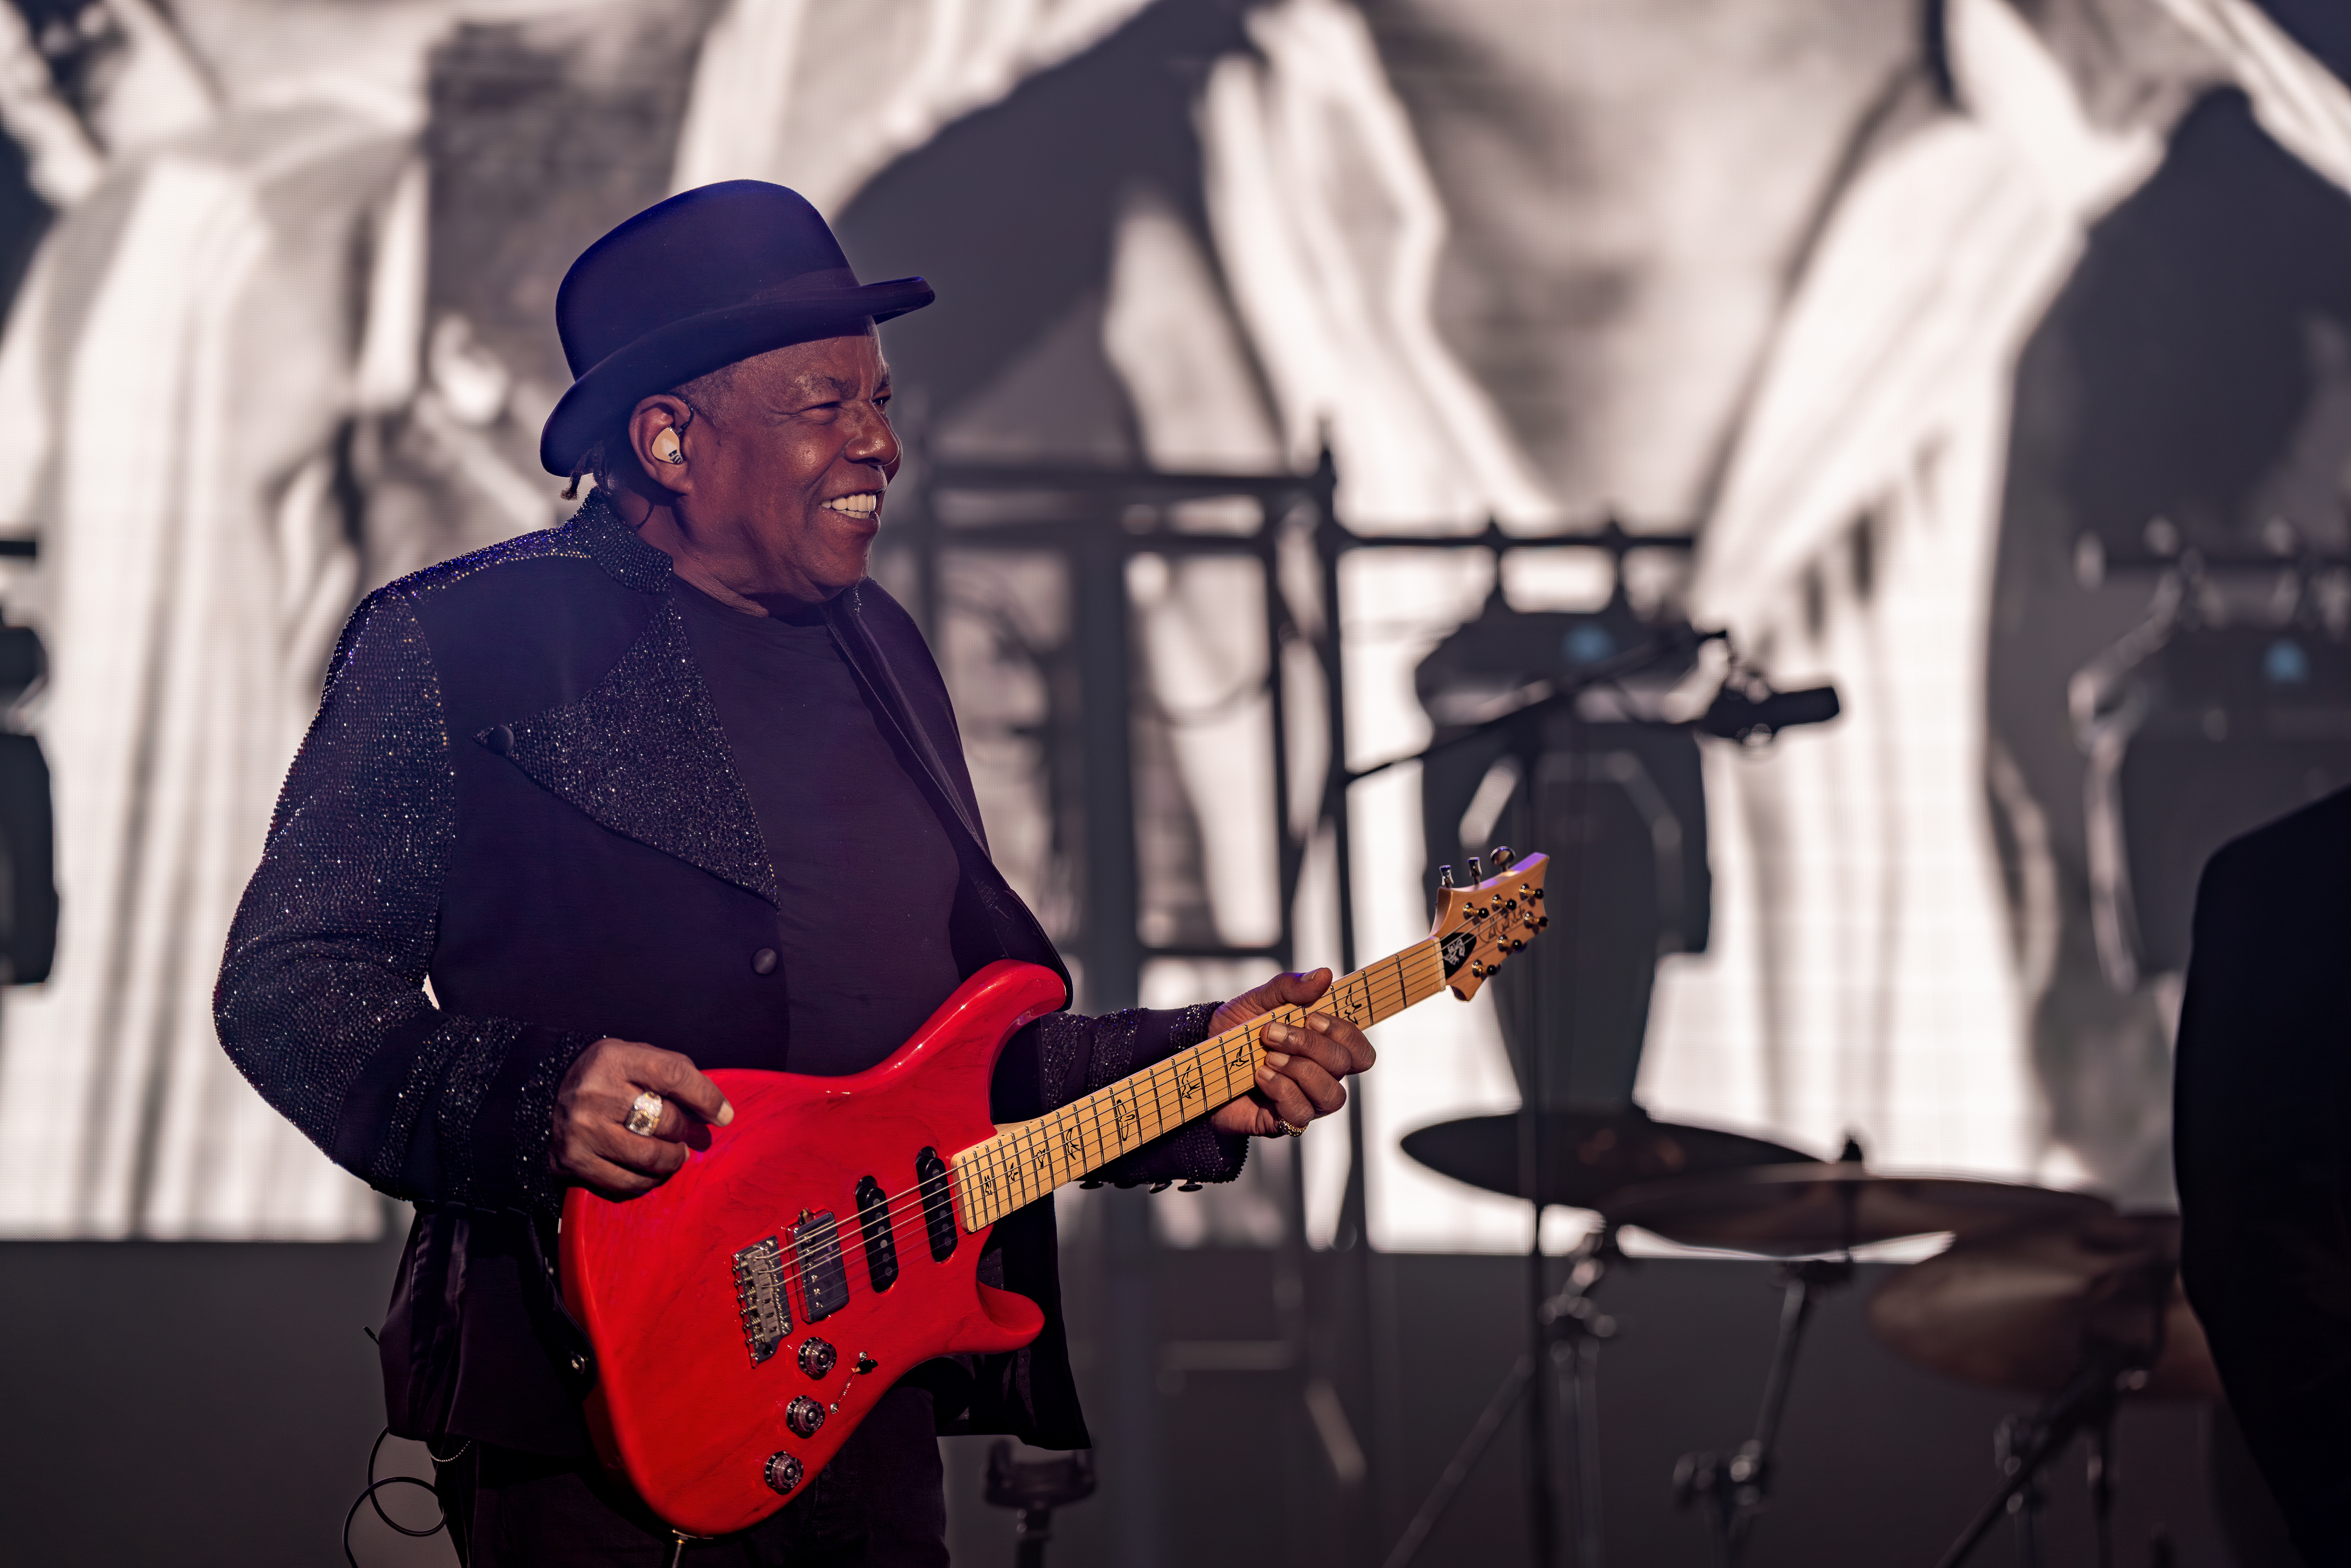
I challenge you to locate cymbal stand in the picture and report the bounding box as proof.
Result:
[1994,1413,2049,1568]
[1382,1226,1620,1568]
[1932,1346,2147,1568]
[1674,1255,1852,1568]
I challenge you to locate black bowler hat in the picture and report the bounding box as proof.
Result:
[538,181,934,475]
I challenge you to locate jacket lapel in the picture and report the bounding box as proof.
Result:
[482,592,779,904]
[822,583,990,852]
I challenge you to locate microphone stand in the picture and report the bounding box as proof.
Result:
[1373,624,1716,1568]
[1363,621,1839,1568]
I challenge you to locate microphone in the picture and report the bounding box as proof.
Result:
[1697,680,1840,743]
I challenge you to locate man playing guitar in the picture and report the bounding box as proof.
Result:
[216,182,1374,1565]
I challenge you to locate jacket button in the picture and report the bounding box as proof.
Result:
[752,948,779,976]
[486,724,515,755]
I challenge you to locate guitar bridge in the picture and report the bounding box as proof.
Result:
[732,1237,790,1366]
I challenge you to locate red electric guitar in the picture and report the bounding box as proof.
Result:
[560,849,1550,1537]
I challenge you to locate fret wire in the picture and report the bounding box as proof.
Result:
[961,1145,983,1227]
[970,1140,995,1226]
[1005,1128,1030,1213]
[1024,1121,1044,1195]
[1133,1059,1168,1145]
[1056,1103,1084,1185]
[994,1134,1013,1223]
[1002,935,1462,1206]
[1150,1053,1183,1137]
[1000,1129,1024,1213]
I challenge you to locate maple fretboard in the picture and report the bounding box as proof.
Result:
[951,939,1449,1229]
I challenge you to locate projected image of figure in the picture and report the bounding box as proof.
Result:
[2,0,2340,1280]
[1638,0,2351,1208]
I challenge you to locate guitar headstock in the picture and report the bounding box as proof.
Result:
[1429,845,1549,1000]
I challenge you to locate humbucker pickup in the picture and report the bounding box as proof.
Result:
[791,1209,851,1323]
[731,1237,790,1366]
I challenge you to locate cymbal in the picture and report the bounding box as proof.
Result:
[1868,1213,2222,1400]
[1603,1163,2114,1254]
[1400,1109,1812,1211]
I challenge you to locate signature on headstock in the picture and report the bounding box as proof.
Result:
[1428,844,1550,1001]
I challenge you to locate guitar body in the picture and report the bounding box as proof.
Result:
[558,848,1550,1538]
[559,959,1066,1538]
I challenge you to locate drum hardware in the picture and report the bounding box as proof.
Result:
[1860,1213,2215,1568]
[1381,1223,1622,1568]
[1375,622,1836,1568]
[1389,1107,1813,1568]
[1672,1253,1852,1568]
[1930,1340,2156,1568]
[1605,1140,2131,1566]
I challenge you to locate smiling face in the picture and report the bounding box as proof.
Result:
[617,327,898,610]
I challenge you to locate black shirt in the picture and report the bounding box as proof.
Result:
[673,580,965,1076]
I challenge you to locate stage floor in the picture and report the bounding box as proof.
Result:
[0,1224,2248,1566]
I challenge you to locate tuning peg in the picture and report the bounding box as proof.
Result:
[1467,855,1484,884]
[1491,845,1514,869]
[1438,864,1455,890]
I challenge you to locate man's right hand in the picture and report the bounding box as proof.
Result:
[551,1038,734,1198]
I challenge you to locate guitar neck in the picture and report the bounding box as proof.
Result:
[951,938,1448,1230]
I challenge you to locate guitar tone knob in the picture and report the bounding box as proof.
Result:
[764,1452,803,1495]
[798,1338,837,1380]
[786,1396,827,1438]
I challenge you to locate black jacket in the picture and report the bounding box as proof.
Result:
[216,493,1242,1457]
[2176,784,2351,1566]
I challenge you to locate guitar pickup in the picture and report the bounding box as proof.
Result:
[731,1237,790,1366]
[791,1210,851,1324]
[855,1176,899,1292]
[915,1147,957,1261]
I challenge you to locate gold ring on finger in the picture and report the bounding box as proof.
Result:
[1279,1119,1307,1138]
[625,1089,663,1137]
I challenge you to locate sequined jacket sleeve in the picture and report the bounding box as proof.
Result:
[1026,1004,1250,1187]
[215,591,595,1214]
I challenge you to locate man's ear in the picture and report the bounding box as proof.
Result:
[625,395,696,496]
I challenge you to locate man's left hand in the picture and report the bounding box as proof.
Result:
[1207,968,1377,1138]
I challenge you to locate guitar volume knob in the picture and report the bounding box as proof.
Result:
[786,1396,827,1438]
[764,1451,803,1495]
[798,1338,837,1379]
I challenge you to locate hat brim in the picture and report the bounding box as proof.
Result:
[537,276,935,475]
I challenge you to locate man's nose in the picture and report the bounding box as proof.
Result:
[845,401,900,472]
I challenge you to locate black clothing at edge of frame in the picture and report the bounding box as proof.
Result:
[214,490,1248,1468]
[436,1388,949,1567]
[2177,780,2351,1568]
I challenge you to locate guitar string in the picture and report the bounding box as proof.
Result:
[795,940,1451,1261]
[903,962,1413,1231]
[764,954,1437,1303]
[938,948,1434,1226]
[943,946,1443,1230]
[762,947,1452,1320]
[832,944,1446,1253]
[932,947,1440,1230]
[725,909,1506,1325]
